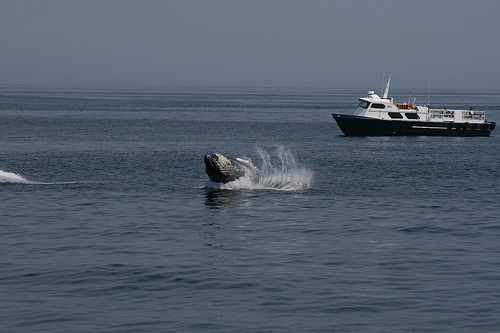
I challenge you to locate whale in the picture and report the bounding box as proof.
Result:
[204,152,258,183]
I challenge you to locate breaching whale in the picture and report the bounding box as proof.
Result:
[204,152,258,183]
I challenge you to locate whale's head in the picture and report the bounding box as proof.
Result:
[204,152,252,183]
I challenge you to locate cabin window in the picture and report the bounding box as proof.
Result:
[388,112,403,119]
[405,113,420,119]
[358,101,370,109]
[371,103,386,109]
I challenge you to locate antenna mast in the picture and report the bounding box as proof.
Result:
[383,73,391,99]
[427,80,431,107]
[381,71,385,96]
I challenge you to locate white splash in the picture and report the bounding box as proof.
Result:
[0,169,32,184]
[0,169,93,185]
[255,146,313,190]
[207,146,313,191]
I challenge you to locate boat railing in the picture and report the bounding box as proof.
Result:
[430,109,455,119]
[462,110,485,120]
[429,109,485,121]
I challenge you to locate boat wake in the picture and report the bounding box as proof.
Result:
[206,146,313,191]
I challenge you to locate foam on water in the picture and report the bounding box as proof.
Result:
[207,146,313,191]
[0,169,102,185]
[0,169,32,184]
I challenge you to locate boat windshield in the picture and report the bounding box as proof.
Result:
[358,101,370,109]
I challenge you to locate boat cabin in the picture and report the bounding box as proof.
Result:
[353,91,486,124]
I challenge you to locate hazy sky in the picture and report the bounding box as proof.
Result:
[1,0,499,89]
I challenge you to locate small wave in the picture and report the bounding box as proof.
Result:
[0,170,32,184]
[206,146,313,191]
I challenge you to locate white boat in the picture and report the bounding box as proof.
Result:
[332,75,496,136]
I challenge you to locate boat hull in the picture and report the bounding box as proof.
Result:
[332,114,495,137]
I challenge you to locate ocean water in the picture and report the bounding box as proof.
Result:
[1,86,500,332]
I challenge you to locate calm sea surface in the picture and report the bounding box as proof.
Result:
[1,86,500,332]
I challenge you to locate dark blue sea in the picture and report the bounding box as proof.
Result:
[1,85,500,332]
